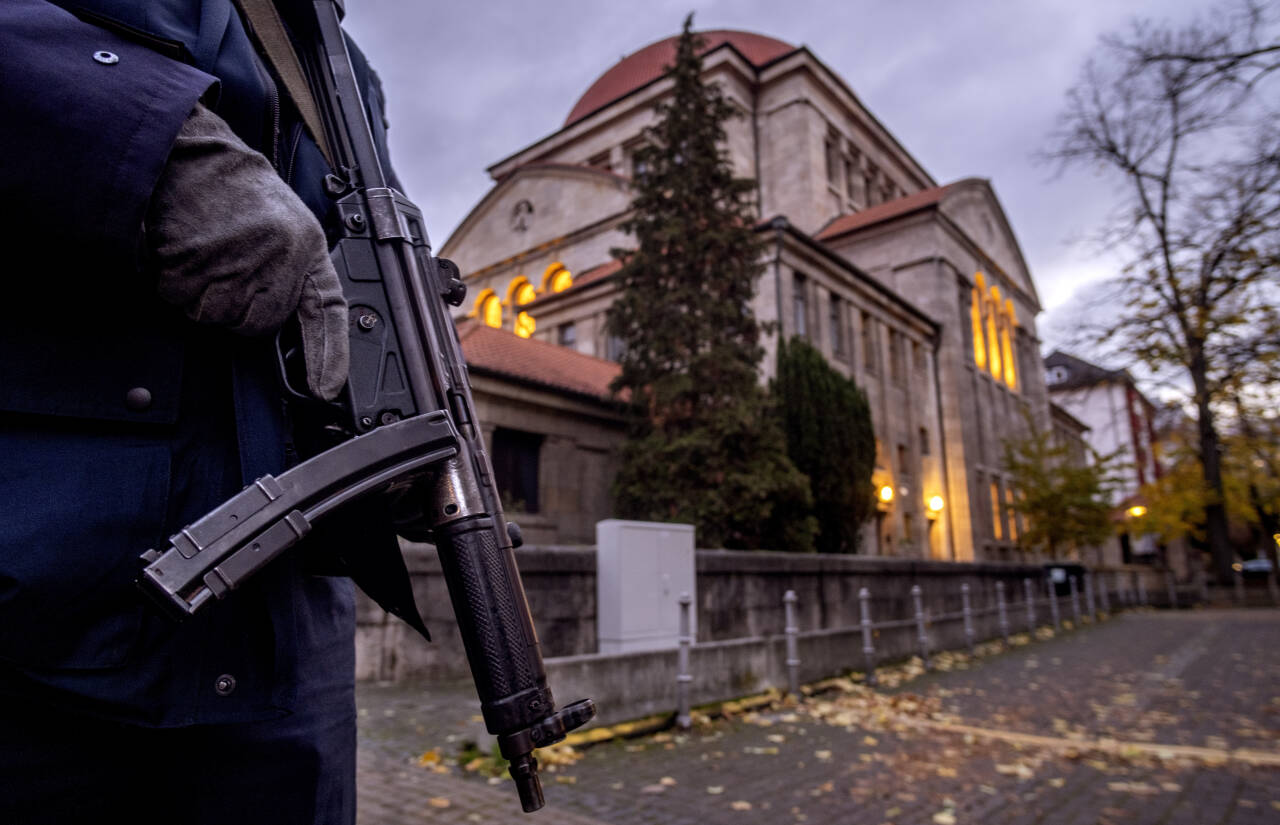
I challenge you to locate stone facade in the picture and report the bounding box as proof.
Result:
[442,30,1053,560]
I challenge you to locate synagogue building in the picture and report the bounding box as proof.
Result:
[443,30,1054,561]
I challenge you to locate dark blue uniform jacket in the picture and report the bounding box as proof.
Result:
[0,0,401,726]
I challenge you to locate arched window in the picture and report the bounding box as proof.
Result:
[507,276,539,339]
[474,289,502,329]
[1001,299,1018,390]
[542,262,573,294]
[986,286,1003,381]
[970,289,986,369]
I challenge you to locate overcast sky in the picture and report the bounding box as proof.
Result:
[342,0,1213,348]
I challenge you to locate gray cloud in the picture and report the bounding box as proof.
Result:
[341,0,1210,325]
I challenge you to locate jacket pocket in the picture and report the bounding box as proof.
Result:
[0,426,170,669]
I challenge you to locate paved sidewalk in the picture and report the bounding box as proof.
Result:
[356,609,1280,824]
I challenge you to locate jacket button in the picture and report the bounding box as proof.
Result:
[214,674,237,696]
[124,387,153,411]
[93,51,119,65]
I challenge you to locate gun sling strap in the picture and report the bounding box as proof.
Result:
[232,0,335,167]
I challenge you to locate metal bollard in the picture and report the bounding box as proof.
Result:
[961,582,975,654]
[676,593,693,730]
[996,580,1010,644]
[1234,568,1245,606]
[1166,570,1178,609]
[784,590,800,697]
[859,587,877,686]
[911,584,931,670]
[1084,573,1096,621]
[1138,574,1148,606]
[1023,577,1036,631]
[1098,573,1111,615]
[1047,577,1061,630]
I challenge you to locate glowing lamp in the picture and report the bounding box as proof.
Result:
[878,485,894,504]
[1126,505,1147,518]
[927,496,945,517]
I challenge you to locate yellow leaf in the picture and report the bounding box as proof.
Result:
[863,735,878,746]
[706,786,724,795]
[659,776,677,786]
[730,801,753,811]
[1049,778,1065,788]
[937,766,958,778]
[416,748,442,766]
[814,750,832,760]
[933,812,957,825]
[427,797,451,809]
[555,775,577,785]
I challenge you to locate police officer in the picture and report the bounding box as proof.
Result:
[0,2,400,821]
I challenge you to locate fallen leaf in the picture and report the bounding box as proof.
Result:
[427,798,451,809]
[730,801,753,811]
[1049,778,1065,788]
[640,784,666,794]
[814,750,832,760]
[937,766,958,778]
[555,775,577,785]
[659,776,677,786]
[933,812,956,825]
[706,786,724,795]
[863,735,879,746]
[416,748,442,766]
[767,734,787,743]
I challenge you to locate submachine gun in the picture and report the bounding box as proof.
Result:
[138,0,595,811]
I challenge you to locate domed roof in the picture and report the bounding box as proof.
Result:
[564,30,797,127]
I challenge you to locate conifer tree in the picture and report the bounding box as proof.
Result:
[606,15,816,552]
[773,337,876,553]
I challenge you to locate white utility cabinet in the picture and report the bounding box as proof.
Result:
[596,519,696,654]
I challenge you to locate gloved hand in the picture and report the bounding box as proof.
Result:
[146,103,348,401]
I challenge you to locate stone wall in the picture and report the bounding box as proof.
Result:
[356,543,1164,684]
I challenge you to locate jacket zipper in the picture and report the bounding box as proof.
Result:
[249,52,282,170]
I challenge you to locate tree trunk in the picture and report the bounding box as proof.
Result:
[1191,355,1232,583]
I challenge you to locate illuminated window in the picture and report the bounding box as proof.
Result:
[514,312,536,339]
[990,480,1004,541]
[543,262,573,294]
[970,287,986,369]
[474,289,502,329]
[1006,485,1019,542]
[1001,299,1018,390]
[508,277,537,308]
[986,286,1002,380]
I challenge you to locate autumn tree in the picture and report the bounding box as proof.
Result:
[606,15,816,552]
[1046,0,1280,581]
[772,337,876,554]
[1002,421,1119,559]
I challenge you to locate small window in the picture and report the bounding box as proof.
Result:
[919,427,930,456]
[793,273,808,339]
[491,428,543,514]
[990,479,1004,541]
[606,334,626,362]
[829,293,844,357]
[897,443,910,476]
[861,312,876,372]
[824,132,840,185]
[558,322,577,347]
[845,147,863,204]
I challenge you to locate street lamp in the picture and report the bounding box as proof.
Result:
[927,495,945,519]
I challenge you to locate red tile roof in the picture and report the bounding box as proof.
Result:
[814,183,956,242]
[458,320,621,402]
[565,30,796,126]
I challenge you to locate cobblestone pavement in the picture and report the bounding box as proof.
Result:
[357,609,1280,824]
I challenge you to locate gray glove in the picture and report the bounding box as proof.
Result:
[147,103,349,401]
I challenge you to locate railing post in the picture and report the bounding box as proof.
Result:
[1268,568,1280,607]
[996,580,1010,644]
[960,582,975,654]
[1047,577,1061,630]
[1137,573,1148,606]
[1068,575,1081,626]
[1234,568,1245,606]
[1084,573,1096,620]
[911,584,931,670]
[1098,573,1111,615]
[784,590,800,697]
[676,593,693,730]
[1023,577,1036,631]
[1166,570,1178,609]
[859,587,877,686]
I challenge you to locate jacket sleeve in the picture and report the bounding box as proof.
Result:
[0,0,219,269]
